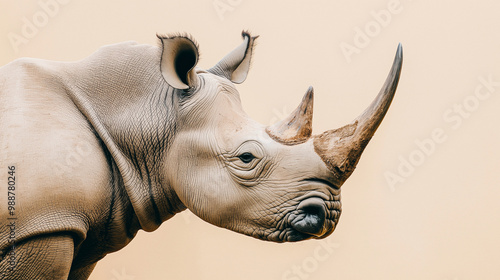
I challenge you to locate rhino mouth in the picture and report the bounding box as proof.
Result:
[284,180,341,242]
[249,180,341,242]
[290,197,327,235]
[287,197,341,241]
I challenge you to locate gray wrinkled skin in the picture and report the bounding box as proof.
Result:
[0,31,402,279]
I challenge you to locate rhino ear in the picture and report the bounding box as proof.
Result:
[209,31,257,84]
[158,34,199,90]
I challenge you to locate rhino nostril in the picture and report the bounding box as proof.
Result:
[302,204,323,217]
[291,198,326,236]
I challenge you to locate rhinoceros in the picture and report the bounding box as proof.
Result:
[0,31,402,279]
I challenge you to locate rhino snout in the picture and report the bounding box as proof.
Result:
[291,197,327,237]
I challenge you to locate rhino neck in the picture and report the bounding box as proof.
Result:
[63,42,186,232]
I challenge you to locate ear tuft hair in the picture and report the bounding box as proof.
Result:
[156,32,200,56]
[208,30,258,84]
[240,30,259,74]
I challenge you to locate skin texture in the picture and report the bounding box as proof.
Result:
[0,32,402,279]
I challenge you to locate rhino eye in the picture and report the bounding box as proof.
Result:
[238,152,255,163]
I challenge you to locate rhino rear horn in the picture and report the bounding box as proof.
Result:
[314,44,403,182]
[266,86,314,145]
[158,34,199,90]
[209,31,258,84]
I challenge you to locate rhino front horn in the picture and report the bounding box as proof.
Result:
[266,86,314,145]
[314,44,403,183]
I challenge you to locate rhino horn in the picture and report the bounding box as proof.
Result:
[266,86,314,145]
[209,31,258,84]
[313,44,403,183]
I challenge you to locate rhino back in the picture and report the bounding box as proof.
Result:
[0,42,164,266]
[0,56,111,248]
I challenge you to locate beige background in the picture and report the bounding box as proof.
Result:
[1,0,500,279]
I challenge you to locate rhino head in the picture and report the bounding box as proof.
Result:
[158,32,402,242]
